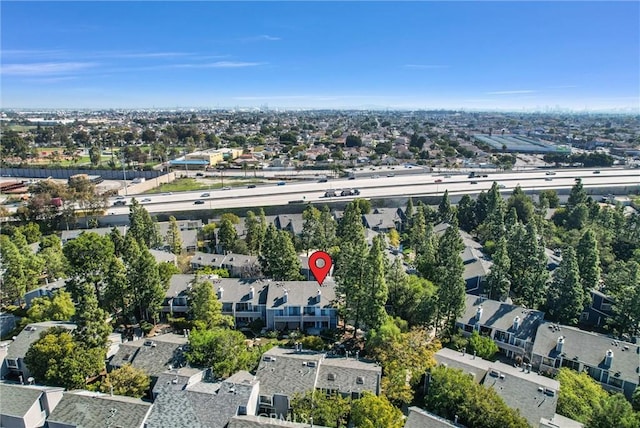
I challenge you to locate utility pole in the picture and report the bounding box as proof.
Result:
[120,155,128,196]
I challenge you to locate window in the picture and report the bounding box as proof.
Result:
[288,306,301,316]
[259,395,272,405]
[236,303,251,312]
[222,303,233,312]
[6,359,18,369]
[542,357,554,367]
[609,376,623,389]
[327,373,336,381]
[601,303,612,312]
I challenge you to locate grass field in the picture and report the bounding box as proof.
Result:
[145,177,265,194]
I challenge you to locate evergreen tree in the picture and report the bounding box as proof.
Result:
[547,247,584,324]
[128,199,162,248]
[404,197,414,230]
[166,216,183,255]
[301,205,321,256]
[131,245,164,322]
[438,189,452,223]
[576,229,601,300]
[481,182,505,242]
[606,260,640,337]
[317,205,337,251]
[337,201,364,245]
[434,219,466,334]
[259,226,303,280]
[509,222,549,308]
[104,257,132,320]
[188,276,233,329]
[0,235,28,303]
[456,193,477,232]
[361,235,388,330]
[218,218,238,254]
[507,185,535,224]
[485,236,511,301]
[244,211,262,255]
[73,282,111,349]
[567,178,588,209]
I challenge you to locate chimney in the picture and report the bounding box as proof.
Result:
[556,336,565,354]
[283,290,288,304]
[249,286,255,300]
[513,316,521,331]
[316,289,322,304]
[476,305,483,321]
[605,349,614,367]
[217,287,223,300]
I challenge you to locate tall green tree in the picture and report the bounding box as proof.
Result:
[386,259,436,326]
[244,211,263,255]
[456,193,478,232]
[576,229,601,299]
[166,216,183,255]
[587,394,640,428]
[291,391,351,428]
[301,205,321,255]
[556,368,610,424]
[317,205,337,251]
[337,201,364,245]
[24,327,105,390]
[361,235,388,331]
[131,245,164,322]
[259,226,303,280]
[188,277,233,329]
[434,220,466,334]
[438,190,452,223]
[506,185,535,224]
[605,260,640,337]
[509,222,549,309]
[128,199,162,248]
[218,218,238,254]
[62,232,115,302]
[73,283,111,349]
[38,237,67,281]
[567,178,588,209]
[485,236,511,301]
[103,256,132,320]
[0,235,28,303]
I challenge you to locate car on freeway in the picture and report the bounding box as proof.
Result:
[435,179,443,183]
[194,200,205,205]
[498,184,506,189]
[318,178,328,183]
[196,172,204,177]
[200,193,210,197]
[141,198,152,203]
[162,192,173,196]
[545,171,556,176]
[277,181,286,186]
[222,186,231,190]
[115,195,125,200]
[387,173,395,177]
[113,200,127,206]
[470,181,478,184]
[444,174,452,178]
[247,184,257,189]
[372,174,380,179]
[348,176,356,180]
[545,178,553,181]
[593,170,601,174]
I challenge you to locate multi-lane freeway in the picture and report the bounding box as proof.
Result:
[102,168,639,215]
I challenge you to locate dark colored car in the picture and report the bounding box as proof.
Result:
[248,184,257,188]
[194,200,205,205]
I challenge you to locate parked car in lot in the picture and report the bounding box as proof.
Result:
[194,200,205,205]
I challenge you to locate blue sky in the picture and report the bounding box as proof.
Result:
[2,1,639,111]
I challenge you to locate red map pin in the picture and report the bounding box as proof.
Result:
[309,251,332,286]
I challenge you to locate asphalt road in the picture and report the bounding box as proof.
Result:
[101,167,639,214]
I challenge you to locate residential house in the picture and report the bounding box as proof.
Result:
[157,222,198,253]
[456,295,545,360]
[1,312,16,337]
[434,348,562,427]
[582,289,615,328]
[45,390,152,428]
[0,382,64,428]
[146,370,259,428]
[255,347,381,418]
[190,252,261,278]
[228,415,330,428]
[60,226,127,245]
[404,407,460,428]
[109,333,189,386]
[531,322,639,399]
[265,280,338,333]
[4,322,76,382]
[23,280,66,308]
[273,214,304,236]
[149,249,177,266]
[434,224,493,292]
[362,208,403,233]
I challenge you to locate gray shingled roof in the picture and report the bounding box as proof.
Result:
[459,295,544,342]
[316,357,381,394]
[255,348,323,397]
[228,415,330,428]
[435,348,559,427]
[146,371,257,428]
[61,226,127,243]
[46,391,152,428]
[532,322,640,385]
[266,280,336,309]
[0,383,45,418]
[404,406,460,428]
[6,322,76,360]
[109,334,188,378]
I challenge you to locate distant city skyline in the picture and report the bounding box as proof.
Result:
[2,2,639,112]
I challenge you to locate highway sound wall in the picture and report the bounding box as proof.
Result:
[0,167,165,180]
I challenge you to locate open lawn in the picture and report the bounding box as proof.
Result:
[145,177,265,194]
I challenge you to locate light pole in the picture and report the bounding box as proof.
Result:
[120,155,128,196]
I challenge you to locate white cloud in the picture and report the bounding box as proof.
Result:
[486,90,537,95]
[241,35,281,42]
[1,62,97,76]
